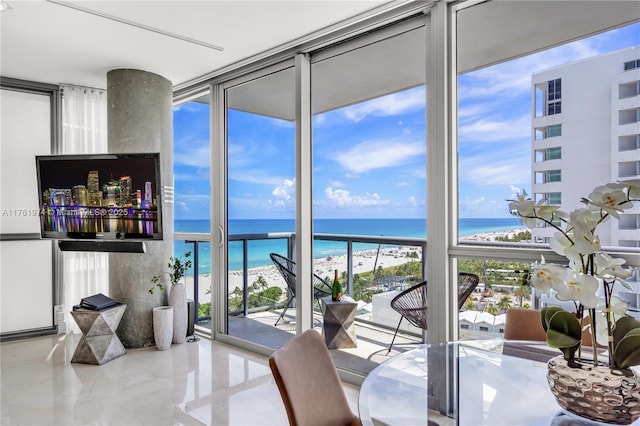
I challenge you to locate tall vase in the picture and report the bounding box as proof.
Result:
[152,306,173,351]
[547,356,640,425]
[170,283,187,344]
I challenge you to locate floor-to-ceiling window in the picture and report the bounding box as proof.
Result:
[170,0,639,381]
[173,90,211,328]
[310,18,428,371]
[223,64,297,348]
[454,0,640,339]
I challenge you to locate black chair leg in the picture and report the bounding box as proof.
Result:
[275,297,294,326]
[387,317,404,354]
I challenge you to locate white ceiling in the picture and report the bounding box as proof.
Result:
[0,0,391,89]
[2,0,637,117]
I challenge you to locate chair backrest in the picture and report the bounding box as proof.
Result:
[457,272,479,310]
[390,281,428,330]
[390,272,480,331]
[269,329,361,426]
[504,308,547,341]
[270,253,297,294]
[270,253,332,298]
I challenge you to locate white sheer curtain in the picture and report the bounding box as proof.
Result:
[59,84,109,334]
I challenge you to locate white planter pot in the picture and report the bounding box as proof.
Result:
[152,306,173,351]
[170,283,187,344]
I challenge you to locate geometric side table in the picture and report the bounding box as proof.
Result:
[70,304,127,365]
[320,297,357,349]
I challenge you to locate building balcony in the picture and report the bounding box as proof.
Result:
[175,230,509,374]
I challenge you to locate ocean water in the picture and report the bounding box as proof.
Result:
[174,217,522,273]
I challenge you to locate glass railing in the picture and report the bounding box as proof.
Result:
[174,231,427,330]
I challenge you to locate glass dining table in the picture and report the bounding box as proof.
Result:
[358,339,640,426]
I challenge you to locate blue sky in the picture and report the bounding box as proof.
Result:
[173,22,640,221]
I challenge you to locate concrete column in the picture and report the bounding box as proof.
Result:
[107,69,173,348]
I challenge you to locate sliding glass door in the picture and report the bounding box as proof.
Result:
[223,64,298,348]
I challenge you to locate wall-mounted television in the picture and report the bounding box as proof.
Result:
[35,153,163,242]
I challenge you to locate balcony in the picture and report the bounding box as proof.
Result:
[174,230,518,374]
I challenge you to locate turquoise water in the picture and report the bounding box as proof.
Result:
[174,218,522,273]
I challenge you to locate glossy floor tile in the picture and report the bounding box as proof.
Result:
[1,333,360,425]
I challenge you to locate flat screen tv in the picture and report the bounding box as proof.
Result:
[35,153,163,241]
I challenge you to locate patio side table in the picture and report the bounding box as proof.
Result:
[70,303,127,365]
[321,297,357,349]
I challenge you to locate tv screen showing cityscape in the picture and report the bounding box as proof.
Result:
[35,153,163,240]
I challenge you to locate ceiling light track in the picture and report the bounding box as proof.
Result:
[46,0,224,52]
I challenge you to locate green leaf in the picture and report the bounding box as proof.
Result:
[546,328,581,349]
[544,309,581,361]
[613,316,640,345]
[614,330,640,369]
[542,306,564,333]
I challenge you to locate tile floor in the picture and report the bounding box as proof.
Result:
[1,333,360,425]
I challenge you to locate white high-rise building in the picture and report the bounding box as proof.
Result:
[531,47,640,247]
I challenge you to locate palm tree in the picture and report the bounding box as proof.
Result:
[513,285,530,307]
[254,275,268,293]
[497,295,513,312]
[253,275,268,302]
[231,286,243,299]
[485,305,499,315]
[465,299,476,311]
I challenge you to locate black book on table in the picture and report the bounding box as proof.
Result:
[79,293,117,311]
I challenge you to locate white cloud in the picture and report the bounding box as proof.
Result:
[174,194,210,217]
[174,171,209,183]
[466,163,529,186]
[459,196,486,211]
[458,114,530,143]
[272,179,295,201]
[397,182,409,186]
[323,186,390,209]
[336,139,425,174]
[330,180,345,188]
[268,117,295,128]
[174,145,210,168]
[314,114,326,126]
[341,86,425,122]
[408,196,417,208]
[459,143,530,186]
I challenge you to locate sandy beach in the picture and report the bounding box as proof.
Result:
[184,228,527,303]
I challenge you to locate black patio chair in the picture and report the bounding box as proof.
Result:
[270,253,332,326]
[387,272,479,353]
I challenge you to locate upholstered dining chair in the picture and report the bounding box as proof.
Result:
[269,329,361,426]
[387,272,480,353]
[270,253,332,326]
[503,308,547,341]
[504,307,607,351]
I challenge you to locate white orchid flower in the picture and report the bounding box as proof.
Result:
[591,310,610,347]
[594,252,633,280]
[536,204,561,222]
[623,180,640,199]
[555,271,599,309]
[587,186,630,218]
[607,180,640,200]
[608,296,629,322]
[509,192,563,228]
[572,231,601,256]
[530,256,566,294]
[568,207,601,235]
[509,193,540,228]
[590,296,629,346]
[549,231,583,264]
